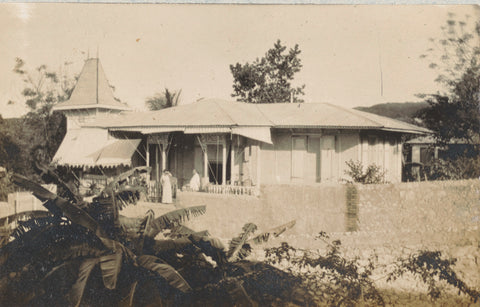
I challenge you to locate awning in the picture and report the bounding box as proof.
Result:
[184,127,231,134]
[95,139,141,167]
[51,128,141,168]
[232,127,272,144]
[109,127,185,134]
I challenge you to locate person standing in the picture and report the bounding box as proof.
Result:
[189,169,201,191]
[160,170,173,204]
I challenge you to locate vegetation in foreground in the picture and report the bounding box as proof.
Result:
[0,166,304,306]
[1,165,479,306]
[265,232,480,306]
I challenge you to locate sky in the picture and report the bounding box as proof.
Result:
[0,4,479,118]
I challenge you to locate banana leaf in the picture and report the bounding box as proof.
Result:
[12,174,124,253]
[227,223,258,262]
[0,211,52,227]
[188,234,227,267]
[100,252,123,290]
[249,220,296,245]
[147,205,206,238]
[67,258,99,307]
[137,255,191,293]
[167,225,210,238]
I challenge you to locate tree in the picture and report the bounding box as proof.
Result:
[12,58,75,176]
[0,116,21,173]
[146,88,182,110]
[0,166,305,306]
[417,14,480,146]
[230,40,305,103]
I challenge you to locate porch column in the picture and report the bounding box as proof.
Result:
[256,143,261,187]
[222,142,227,185]
[161,144,166,172]
[155,145,159,182]
[230,143,235,185]
[146,142,150,181]
[203,145,208,178]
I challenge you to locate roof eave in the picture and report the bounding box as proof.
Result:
[52,104,131,112]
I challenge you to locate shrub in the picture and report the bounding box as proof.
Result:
[265,232,384,306]
[344,160,387,184]
[425,156,480,180]
[388,250,480,302]
[265,232,480,305]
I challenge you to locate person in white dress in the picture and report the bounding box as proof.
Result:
[189,169,201,192]
[160,170,173,204]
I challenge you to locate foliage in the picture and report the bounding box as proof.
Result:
[0,116,22,174]
[146,88,182,110]
[0,165,303,306]
[344,160,387,184]
[387,250,480,302]
[424,155,480,180]
[10,58,74,178]
[417,15,480,146]
[230,40,305,103]
[354,102,429,125]
[265,232,480,306]
[265,232,384,306]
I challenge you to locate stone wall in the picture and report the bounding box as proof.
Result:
[175,180,480,245]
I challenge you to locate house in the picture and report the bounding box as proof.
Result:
[83,99,429,189]
[51,59,142,191]
[52,58,430,196]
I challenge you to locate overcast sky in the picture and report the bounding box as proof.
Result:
[0,4,478,118]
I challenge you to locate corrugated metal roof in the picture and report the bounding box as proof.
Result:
[85,99,429,135]
[184,127,231,134]
[256,103,431,134]
[53,59,130,111]
[51,128,140,168]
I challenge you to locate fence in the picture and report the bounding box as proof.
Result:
[204,184,257,196]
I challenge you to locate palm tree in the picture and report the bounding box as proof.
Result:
[0,165,305,306]
[145,88,182,111]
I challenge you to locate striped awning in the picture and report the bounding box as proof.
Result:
[51,128,141,168]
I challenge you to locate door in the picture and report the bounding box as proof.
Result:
[291,136,306,181]
[305,137,320,183]
[320,135,335,182]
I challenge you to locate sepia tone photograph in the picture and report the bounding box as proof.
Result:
[0,3,479,306]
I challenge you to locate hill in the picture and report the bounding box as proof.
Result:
[354,102,429,124]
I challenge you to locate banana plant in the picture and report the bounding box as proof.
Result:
[0,166,307,306]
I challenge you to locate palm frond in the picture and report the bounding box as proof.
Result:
[250,220,296,245]
[99,252,123,290]
[137,255,192,293]
[67,258,99,307]
[147,205,206,238]
[189,234,227,266]
[227,223,258,261]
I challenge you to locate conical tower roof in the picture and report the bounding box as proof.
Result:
[53,58,130,111]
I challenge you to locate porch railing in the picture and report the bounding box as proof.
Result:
[204,184,257,196]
